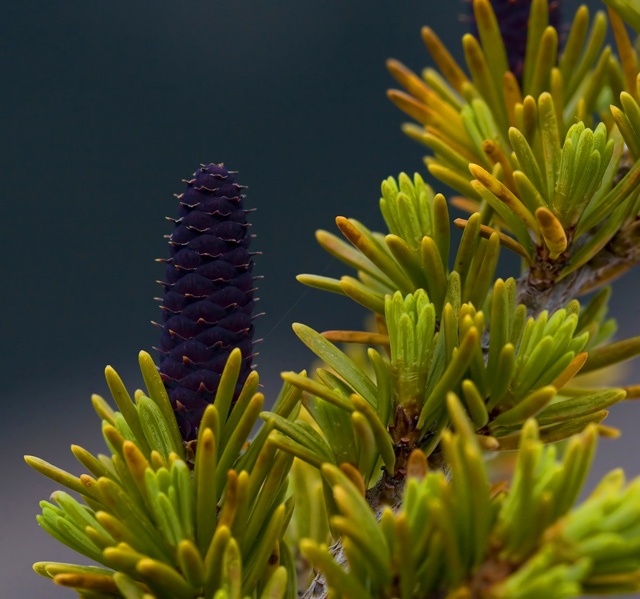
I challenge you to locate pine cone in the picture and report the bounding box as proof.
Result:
[156,164,257,442]
[469,0,562,81]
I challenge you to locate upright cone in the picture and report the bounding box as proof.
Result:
[157,163,256,441]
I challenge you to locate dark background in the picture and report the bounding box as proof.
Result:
[2,1,638,597]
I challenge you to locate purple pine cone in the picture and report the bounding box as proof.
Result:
[156,164,257,442]
[469,0,562,81]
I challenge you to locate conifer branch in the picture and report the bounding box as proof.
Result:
[22,2,640,599]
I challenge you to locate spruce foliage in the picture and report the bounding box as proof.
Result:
[25,1,640,598]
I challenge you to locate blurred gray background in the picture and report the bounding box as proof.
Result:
[2,1,638,597]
